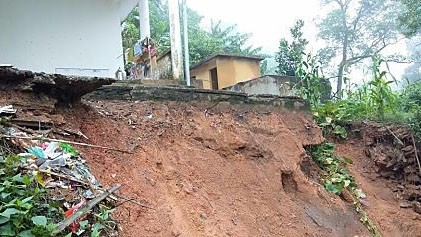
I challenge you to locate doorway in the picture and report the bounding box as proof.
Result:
[210,68,219,90]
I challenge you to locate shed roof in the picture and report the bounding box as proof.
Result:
[190,53,265,70]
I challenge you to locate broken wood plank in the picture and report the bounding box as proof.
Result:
[386,127,404,146]
[52,184,121,235]
[411,134,421,176]
[0,135,133,154]
[11,119,53,130]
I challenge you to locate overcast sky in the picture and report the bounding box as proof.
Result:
[188,0,322,54]
[187,0,408,83]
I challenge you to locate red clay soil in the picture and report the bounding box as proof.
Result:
[57,100,370,237]
[3,88,421,236]
[336,139,421,237]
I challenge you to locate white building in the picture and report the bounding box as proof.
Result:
[0,0,141,78]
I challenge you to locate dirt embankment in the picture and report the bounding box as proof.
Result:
[2,84,371,236]
[73,99,373,237]
[2,68,420,236]
[335,123,421,236]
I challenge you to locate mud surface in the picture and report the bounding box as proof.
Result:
[65,99,372,237]
[336,137,421,237]
[3,86,420,236]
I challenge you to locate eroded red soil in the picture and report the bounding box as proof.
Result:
[3,89,420,236]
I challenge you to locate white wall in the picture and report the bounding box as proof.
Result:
[0,0,125,78]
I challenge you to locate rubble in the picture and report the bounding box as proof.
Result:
[361,122,421,214]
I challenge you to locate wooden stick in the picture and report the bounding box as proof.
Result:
[38,169,91,187]
[0,135,133,154]
[386,127,404,145]
[52,184,121,236]
[111,194,155,210]
[411,134,421,176]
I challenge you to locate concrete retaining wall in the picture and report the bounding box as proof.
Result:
[86,83,309,111]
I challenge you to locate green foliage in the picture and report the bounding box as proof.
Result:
[368,57,398,120]
[313,101,349,138]
[308,56,399,138]
[317,0,401,96]
[275,20,308,76]
[306,143,381,236]
[400,81,421,140]
[122,22,140,49]
[121,3,261,65]
[0,155,59,236]
[398,0,421,37]
[295,53,332,108]
[210,20,262,56]
[307,143,356,194]
[73,204,115,237]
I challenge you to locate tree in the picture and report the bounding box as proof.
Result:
[210,21,262,56]
[317,0,402,98]
[403,36,421,84]
[121,2,261,65]
[122,22,140,49]
[398,0,421,37]
[122,1,171,51]
[275,20,309,76]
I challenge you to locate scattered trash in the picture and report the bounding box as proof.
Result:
[52,184,122,235]
[64,199,88,233]
[0,105,17,115]
[0,103,153,236]
[0,106,123,235]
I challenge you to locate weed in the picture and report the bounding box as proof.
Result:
[306,143,381,237]
[0,155,60,236]
[295,53,332,109]
[307,143,355,194]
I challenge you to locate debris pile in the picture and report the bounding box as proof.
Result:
[361,122,421,214]
[0,105,120,236]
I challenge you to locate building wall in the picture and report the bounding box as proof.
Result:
[190,60,217,89]
[156,53,172,80]
[0,0,124,78]
[230,58,261,86]
[224,75,299,96]
[190,57,261,90]
[215,58,236,89]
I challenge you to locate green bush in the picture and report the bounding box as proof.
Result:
[400,81,421,140]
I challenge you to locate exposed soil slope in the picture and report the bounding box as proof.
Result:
[336,132,421,237]
[3,85,421,236]
[66,99,371,237]
[3,69,420,236]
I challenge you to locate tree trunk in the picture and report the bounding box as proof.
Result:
[337,60,346,98]
[337,2,348,99]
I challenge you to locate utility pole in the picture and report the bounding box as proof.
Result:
[139,0,151,40]
[168,0,183,81]
[182,0,191,86]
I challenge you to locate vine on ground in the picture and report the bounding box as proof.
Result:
[306,143,381,237]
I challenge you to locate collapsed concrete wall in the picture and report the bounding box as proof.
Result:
[0,67,116,104]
